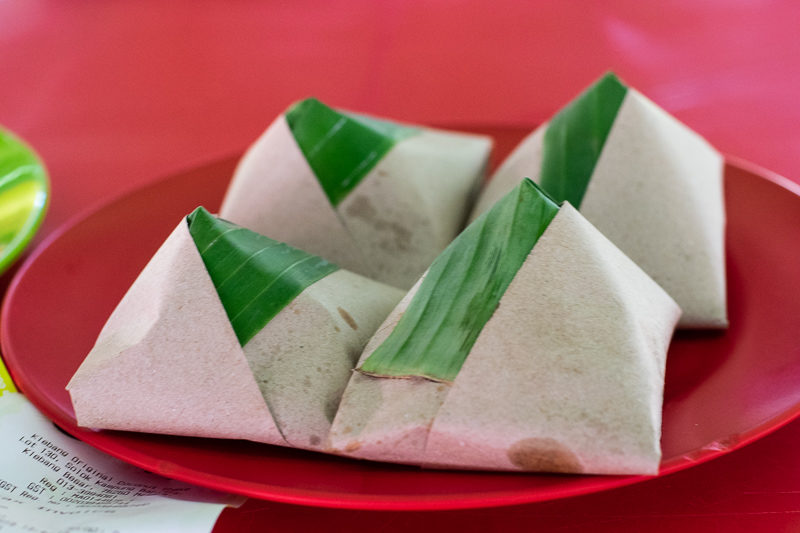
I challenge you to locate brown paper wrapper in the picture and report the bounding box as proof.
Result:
[335,130,492,288]
[241,269,403,451]
[329,205,680,475]
[470,89,726,327]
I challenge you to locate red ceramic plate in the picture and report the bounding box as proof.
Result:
[2,127,800,510]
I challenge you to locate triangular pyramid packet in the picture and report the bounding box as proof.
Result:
[470,73,726,328]
[67,208,404,451]
[220,98,493,290]
[328,180,681,475]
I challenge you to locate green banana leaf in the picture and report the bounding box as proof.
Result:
[187,207,339,346]
[285,98,418,206]
[358,179,559,382]
[539,72,628,208]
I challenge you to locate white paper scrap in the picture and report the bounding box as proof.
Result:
[0,392,242,533]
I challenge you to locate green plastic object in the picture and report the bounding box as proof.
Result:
[187,207,339,346]
[285,98,418,206]
[539,72,628,208]
[359,179,560,382]
[0,127,49,274]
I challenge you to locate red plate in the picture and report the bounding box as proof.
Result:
[2,127,800,510]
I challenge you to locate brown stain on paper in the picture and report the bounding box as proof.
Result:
[345,195,412,252]
[344,441,362,453]
[507,438,583,473]
[337,307,358,330]
[345,194,378,220]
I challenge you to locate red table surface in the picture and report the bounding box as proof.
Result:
[2,2,800,531]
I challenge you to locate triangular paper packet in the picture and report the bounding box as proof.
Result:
[328,180,680,474]
[470,73,725,328]
[220,98,493,289]
[67,208,404,451]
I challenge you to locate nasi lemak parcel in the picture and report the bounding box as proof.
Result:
[471,73,726,328]
[67,208,404,451]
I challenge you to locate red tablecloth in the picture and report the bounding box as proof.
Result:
[2,2,800,531]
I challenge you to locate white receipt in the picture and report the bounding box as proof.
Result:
[0,392,242,533]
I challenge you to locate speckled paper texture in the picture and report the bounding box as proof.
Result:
[242,269,403,451]
[328,274,452,464]
[329,205,680,475]
[337,130,491,288]
[221,116,492,289]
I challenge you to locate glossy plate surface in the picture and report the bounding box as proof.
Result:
[0,127,49,274]
[2,128,800,510]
